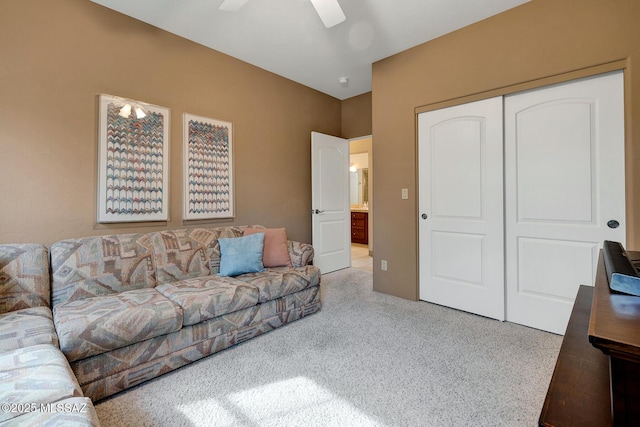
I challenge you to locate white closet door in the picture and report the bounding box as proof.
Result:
[505,71,625,334]
[418,97,505,320]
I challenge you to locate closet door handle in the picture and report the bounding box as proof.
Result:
[607,219,620,229]
[421,213,428,220]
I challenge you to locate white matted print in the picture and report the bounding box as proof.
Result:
[97,94,170,223]
[183,113,234,219]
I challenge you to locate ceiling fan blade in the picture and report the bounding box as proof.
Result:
[309,0,346,28]
[219,0,249,12]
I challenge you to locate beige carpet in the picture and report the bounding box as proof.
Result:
[95,268,562,427]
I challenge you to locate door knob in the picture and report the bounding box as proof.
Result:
[607,219,620,229]
[314,209,325,214]
[421,213,428,220]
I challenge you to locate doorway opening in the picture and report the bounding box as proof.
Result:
[349,136,373,269]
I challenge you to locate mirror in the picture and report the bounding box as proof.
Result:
[350,167,368,206]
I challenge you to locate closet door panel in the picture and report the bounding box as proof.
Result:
[505,71,625,334]
[431,119,483,219]
[515,101,594,223]
[418,96,505,321]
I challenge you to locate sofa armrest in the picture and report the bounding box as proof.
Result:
[287,241,314,267]
[0,244,50,314]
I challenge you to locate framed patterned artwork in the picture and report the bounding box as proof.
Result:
[183,113,234,220]
[97,94,170,223]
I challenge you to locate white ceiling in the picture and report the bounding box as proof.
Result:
[90,0,529,100]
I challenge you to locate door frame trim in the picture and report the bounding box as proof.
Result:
[414,59,627,115]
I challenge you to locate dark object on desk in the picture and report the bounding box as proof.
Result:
[603,240,640,296]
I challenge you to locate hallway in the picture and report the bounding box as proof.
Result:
[351,244,372,271]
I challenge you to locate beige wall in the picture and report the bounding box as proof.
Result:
[349,138,372,156]
[372,0,640,299]
[342,92,372,139]
[0,0,341,246]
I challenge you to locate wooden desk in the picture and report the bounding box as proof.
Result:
[588,251,640,426]
[540,251,640,427]
[539,285,612,427]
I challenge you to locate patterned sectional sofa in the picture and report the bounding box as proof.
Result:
[0,244,100,426]
[1,225,321,424]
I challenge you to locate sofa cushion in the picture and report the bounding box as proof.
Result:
[243,227,293,268]
[53,288,183,362]
[71,304,263,399]
[0,244,50,313]
[235,265,321,303]
[0,344,83,423]
[156,276,260,326]
[51,233,156,306]
[0,306,58,352]
[218,233,265,277]
[149,227,244,283]
[2,397,100,427]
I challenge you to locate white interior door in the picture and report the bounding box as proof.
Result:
[418,97,505,320]
[311,131,351,273]
[505,71,625,334]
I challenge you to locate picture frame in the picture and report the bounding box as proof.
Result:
[97,94,170,223]
[183,113,234,220]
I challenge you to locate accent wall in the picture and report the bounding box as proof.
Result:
[0,0,342,246]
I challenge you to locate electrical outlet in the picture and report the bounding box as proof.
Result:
[401,188,408,199]
[381,260,388,271]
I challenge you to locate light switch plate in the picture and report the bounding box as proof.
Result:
[401,188,408,199]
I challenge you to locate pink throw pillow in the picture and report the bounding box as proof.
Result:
[242,228,293,268]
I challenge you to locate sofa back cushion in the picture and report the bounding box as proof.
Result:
[149,227,243,284]
[0,244,50,313]
[51,233,156,306]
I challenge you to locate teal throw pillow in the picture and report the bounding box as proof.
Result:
[218,233,265,277]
